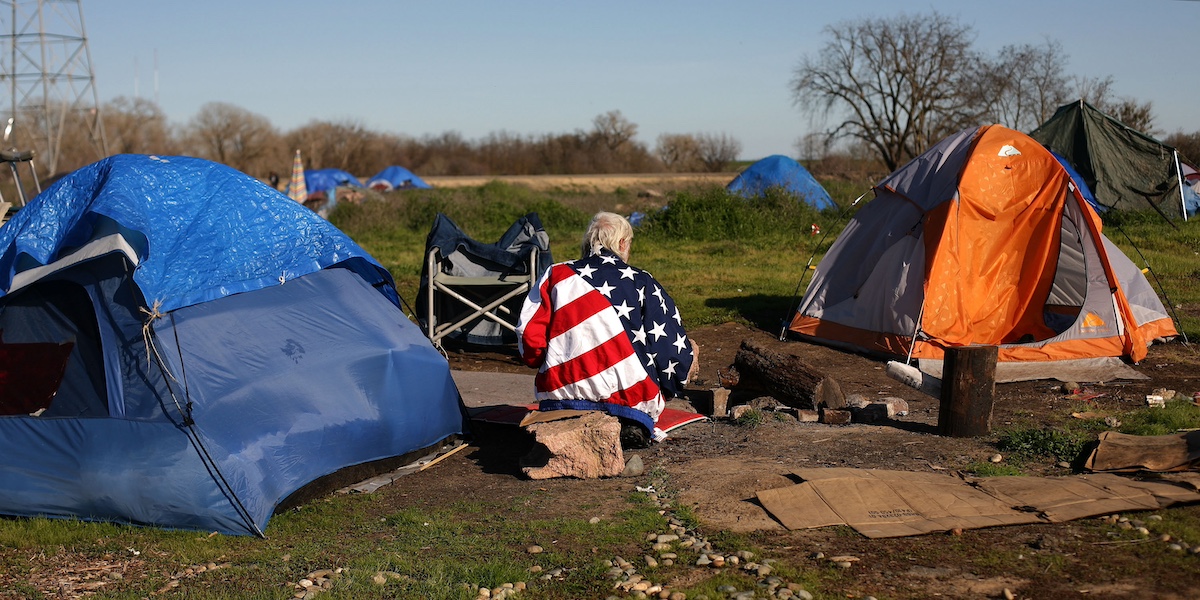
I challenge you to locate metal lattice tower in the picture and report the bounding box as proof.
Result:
[0,0,106,176]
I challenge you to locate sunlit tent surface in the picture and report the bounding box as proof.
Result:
[1030,100,1186,218]
[0,155,466,536]
[791,126,1176,369]
[727,155,834,210]
[366,166,431,191]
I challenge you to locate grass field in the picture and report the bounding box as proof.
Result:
[2,180,1198,599]
[331,181,1200,340]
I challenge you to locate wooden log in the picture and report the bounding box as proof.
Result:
[729,339,845,409]
[937,346,998,437]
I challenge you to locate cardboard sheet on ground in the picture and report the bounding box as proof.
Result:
[1084,430,1200,472]
[757,468,1200,538]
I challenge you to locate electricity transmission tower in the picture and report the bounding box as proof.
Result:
[0,0,107,176]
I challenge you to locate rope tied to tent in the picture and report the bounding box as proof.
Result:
[139,300,174,375]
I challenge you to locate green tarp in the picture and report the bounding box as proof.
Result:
[1030,100,1183,218]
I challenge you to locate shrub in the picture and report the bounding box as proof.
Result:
[995,426,1091,462]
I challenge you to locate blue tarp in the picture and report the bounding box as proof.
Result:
[727,155,834,210]
[0,155,466,536]
[1051,150,1104,213]
[367,166,431,190]
[304,168,363,198]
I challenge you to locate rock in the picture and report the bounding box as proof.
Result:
[748,395,780,410]
[879,396,909,416]
[990,453,1003,463]
[819,408,852,425]
[1062,382,1081,394]
[590,516,602,524]
[794,409,820,422]
[730,405,755,420]
[843,394,871,409]
[794,591,814,600]
[709,387,730,417]
[371,573,387,585]
[1003,589,1015,600]
[1136,527,1150,536]
[527,545,544,554]
[1169,543,1184,551]
[623,454,645,477]
[521,411,625,480]
[645,555,658,568]
[852,402,890,424]
[1148,515,1163,521]
[657,534,679,544]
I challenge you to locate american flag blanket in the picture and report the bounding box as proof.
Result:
[516,249,694,441]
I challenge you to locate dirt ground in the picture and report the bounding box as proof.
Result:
[438,322,1200,599]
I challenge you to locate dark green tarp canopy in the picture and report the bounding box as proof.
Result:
[1030,100,1184,219]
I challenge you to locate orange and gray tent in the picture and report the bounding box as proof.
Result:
[790,125,1176,369]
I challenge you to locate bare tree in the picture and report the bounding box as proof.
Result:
[975,40,1071,132]
[103,96,177,155]
[1165,131,1200,165]
[184,102,282,176]
[791,11,977,171]
[592,110,638,152]
[655,133,701,171]
[695,133,742,172]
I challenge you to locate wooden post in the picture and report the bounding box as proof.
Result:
[937,346,998,437]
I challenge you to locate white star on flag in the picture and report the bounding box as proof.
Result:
[600,254,618,264]
[648,321,667,341]
[652,286,667,311]
[619,266,637,280]
[613,300,634,320]
[673,307,683,325]
[637,287,645,304]
[596,281,616,297]
[576,264,597,279]
[673,333,688,353]
[663,360,678,376]
[645,352,657,367]
[632,325,647,345]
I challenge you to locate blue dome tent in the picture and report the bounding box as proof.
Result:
[0,155,466,536]
[367,165,432,191]
[727,155,834,210]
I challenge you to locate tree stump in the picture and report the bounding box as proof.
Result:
[726,339,846,409]
[937,346,998,437]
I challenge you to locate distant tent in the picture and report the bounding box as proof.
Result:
[367,166,431,191]
[1182,163,1200,218]
[0,155,466,536]
[304,168,363,198]
[727,155,834,210]
[791,125,1176,372]
[1030,100,1186,219]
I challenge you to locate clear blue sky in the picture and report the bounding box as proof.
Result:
[86,1,1198,161]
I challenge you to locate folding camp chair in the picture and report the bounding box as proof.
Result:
[418,213,552,349]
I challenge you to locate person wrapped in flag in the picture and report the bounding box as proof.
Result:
[516,212,698,446]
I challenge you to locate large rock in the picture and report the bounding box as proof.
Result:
[521,411,625,480]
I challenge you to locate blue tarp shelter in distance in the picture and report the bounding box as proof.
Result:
[367,166,431,191]
[304,168,362,198]
[0,154,467,536]
[727,155,834,210]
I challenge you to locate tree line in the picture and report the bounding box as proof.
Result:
[32,103,743,182]
[791,11,1200,171]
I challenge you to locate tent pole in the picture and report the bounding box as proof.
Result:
[1174,150,1188,222]
[905,302,926,366]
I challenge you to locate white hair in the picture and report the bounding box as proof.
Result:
[580,212,633,261]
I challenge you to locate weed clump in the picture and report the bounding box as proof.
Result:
[995,426,1091,463]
